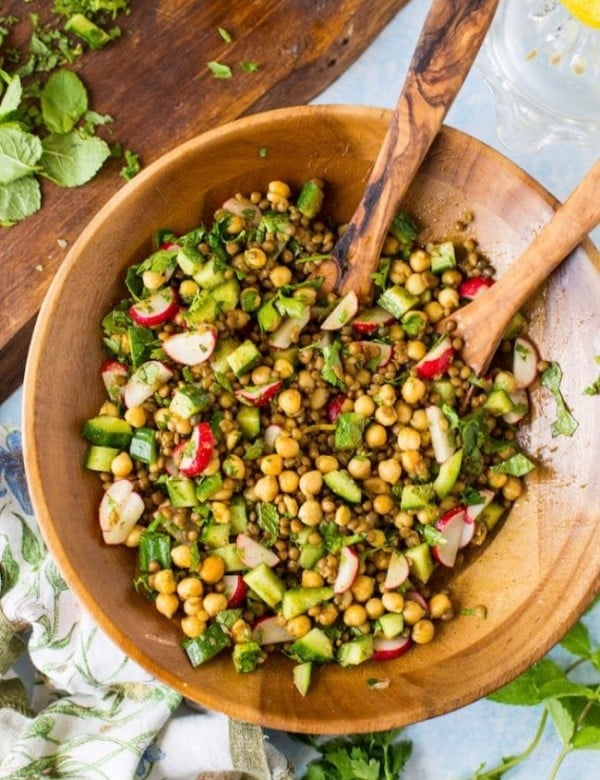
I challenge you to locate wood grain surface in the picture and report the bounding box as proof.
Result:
[0,0,409,402]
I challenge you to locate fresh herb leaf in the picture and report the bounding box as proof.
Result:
[240,61,260,73]
[256,502,279,544]
[40,68,88,133]
[490,452,535,477]
[0,174,41,224]
[40,130,110,186]
[120,148,140,180]
[218,26,233,42]
[207,60,233,79]
[541,361,579,437]
[0,126,42,183]
[300,730,412,780]
[321,340,345,390]
[334,412,365,451]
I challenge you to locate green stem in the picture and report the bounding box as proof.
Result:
[473,709,548,780]
[548,681,600,780]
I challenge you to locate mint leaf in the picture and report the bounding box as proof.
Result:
[0,126,42,183]
[334,412,365,451]
[41,69,88,133]
[257,502,279,545]
[541,361,579,437]
[489,659,564,706]
[40,131,110,186]
[546,697,579,745]
[490,452,536,477]
[561,621,592,660]
[0,175,42,224]
[207,60,232,79]
[0,73,22,120]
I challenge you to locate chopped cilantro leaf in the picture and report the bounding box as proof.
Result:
[541,362,579,437]
[490,452,535,477]
[207,60,233,79]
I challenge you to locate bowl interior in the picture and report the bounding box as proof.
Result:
[24,105,600,734]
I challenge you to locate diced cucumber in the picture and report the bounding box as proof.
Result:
[405,542,434,583]
[82,415,132,448]
[377,612,404,639]
[169,385,210,419]
[337,634,373,667]
[196,473,223,502]
[176,249,203,276]
[129,427,157,464]
[298,542,325,570]
[201,522,231,549]
[293,661,313,697]
[138,532,171,571]
[232,641,264,673]
[227,340,262,377]
[166,477,198,507]
[84,445,119,472]
[432,379,456,404]
[334,413,365,451]
[377,285,419,319]
[185,290,219,324]
[433,448,464,499]
[127,325,154,368]
[483,389,515,416]
[237,406,261,439]
[230,495,248,534]
[400,483,435,511]
[193,257,226,289]
[323,470,361,504]
[182,623,230,667]
[210,338,239,374]
[281,586,334,620]
[430,241,456,274]
[481,501,505,531]
[216,608,243,629]
[289,628,333,663]
[65,13,111,49]
[213,543,244,572]
[296,180,324,218]
[212,278,240,312]
[243,562,286,608]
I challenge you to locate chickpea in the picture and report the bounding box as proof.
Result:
[438,287,460,310]
[260,453,284,477]
[382,592,405,614]
[110,451,133,478]
[223,454,245,480]
[278,388,302,416]
[181,615,206,639]
[279,470,300,493]
[245,247,267,269]
[316,454,339,473]
[231,619,252,644]
[251,365,272,385]
[273,358,295,379]
[268,180,291,201]
[365,597,385,619]
[299,470,323,496]
[154,407,171,430]
[396,426,421,450]
[124,405,146,428]
[343,603,368,627]
[429,593,453,619]
[405,272,429,296]
[179,278,199,302]
[410,408,430,431]
[424,300,444,323]
[275,434,300,459]
[183,596,204,616]
[403,599,426,624]
[412,619,435,644]
[409,249,431,272]
[302,570,324,588]
[211,502,231,524]
[297,369,316,391]
[365,423,387,448]
[269,265,293,288]
[401,449,422,474]
[254,475,279,502]
[287,615,312,638]
[441,269,462,287]
[309,387,329,410]
[351,575,375,602]
[502,476,523,501]
[199,555,225,584]
[171,544,192,569]
[406,340,427,362]
[354,394,376,417]
[494,370,518,394]
[155,593,179,619]
[153,569,177,595]
[174,418,192,436]
[298,500,323,527]
[203,592,228,617]
[373,494,395,515]
[317,603,339,627]
[374,405,397,427]
[142,269,165,290]
[488,471,508,489]
[125,525,143,548]
[348,457,372,480]
[177,577,204,600]
[401,376,427,405]
[335,505,351,527]
[378,458,402,485]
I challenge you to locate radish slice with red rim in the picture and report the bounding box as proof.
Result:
[321,291,359,330]
[373,635,412,661]
[162,327,217,366]
[333,545,359,594]
[252,615,294,645]
[512,336,539,389]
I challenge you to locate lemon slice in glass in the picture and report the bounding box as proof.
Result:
[560,0,600,28]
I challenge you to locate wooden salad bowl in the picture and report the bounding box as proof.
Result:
[23,106,600,734]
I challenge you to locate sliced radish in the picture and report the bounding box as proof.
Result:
[321,291,359,330]
[333,545,359,594]
[129,287,178,328]
[179,422,215,478]
[99,480,144,545]
[383,551,410,591]
[264,424,284,452]
[251,615,294,645]
[425,405,456,464]
[513,336,539,389]
[234,379,283,407]
[373,635,412,661]
[415,336,455,380]
[222,196,261,225]
[101,358,128,402]
[457,276,494,300]
[432,505,466,567]
[405,590,429,613]
[162,327,217,366]
[236,533,280,568]
[503,389,529,424]
[350,341,394,370]
[268,312,311,349]
[326,394,346,422]
[222,574,249,608]
[351,306,394,335]
[123,360,173,409]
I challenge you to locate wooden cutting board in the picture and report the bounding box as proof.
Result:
[0,0,409,403]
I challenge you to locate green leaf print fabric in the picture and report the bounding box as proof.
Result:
[0,427,292,780]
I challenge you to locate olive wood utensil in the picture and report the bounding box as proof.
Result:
[318,0,500,300]
[442,157,600,377]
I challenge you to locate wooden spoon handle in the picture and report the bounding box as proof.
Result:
[326,0,500,300]
[450,157,600,376]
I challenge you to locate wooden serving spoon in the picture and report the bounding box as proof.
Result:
[318,0,500,301]
[442,157,600,377]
